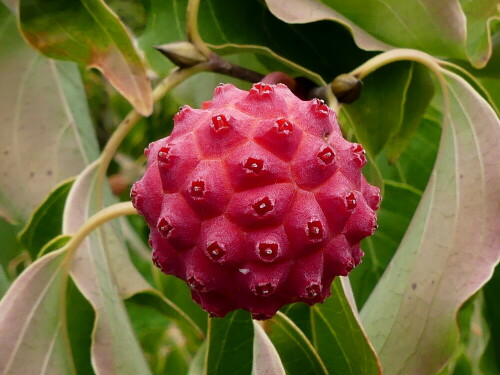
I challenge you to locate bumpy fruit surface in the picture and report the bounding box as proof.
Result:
[132,83,380,319]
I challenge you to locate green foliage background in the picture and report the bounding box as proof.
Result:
[0,0,499,374]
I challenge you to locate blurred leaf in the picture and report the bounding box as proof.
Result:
[361,70,500,374]
[341,62,434,158]
[265,0,467,59]
[187,341,207,375]
[264,313,328,375]
[127,292,204,353]
[460,0,500,68]
[18,0,153,115]
[205,311,254,375]
[311,278,382,374]
[0,5,98,224]
[18,179,73,259]
[155,271,209,334]
[0,249,76,374]
[252,320,286,375]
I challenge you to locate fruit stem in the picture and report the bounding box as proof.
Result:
[186,0,213,58]
[95,63,211,209]
[63,202,137,264]
[349,49,443,83]
[209,53,265,82]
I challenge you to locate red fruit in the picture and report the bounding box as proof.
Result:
[132,83,380,319]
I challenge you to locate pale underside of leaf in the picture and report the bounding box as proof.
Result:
[265,0,467,59]
[63,162,153,375]
[252,321,286,375]
[264,0,393,51]
[0,8,95,224]
[0,249,76,375]
[361,70,500,374]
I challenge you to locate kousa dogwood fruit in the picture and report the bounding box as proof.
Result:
[131,82,380,320]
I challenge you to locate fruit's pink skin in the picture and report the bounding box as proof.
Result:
[132,83,380,320]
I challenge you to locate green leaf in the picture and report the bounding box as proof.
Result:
[18,179,73,259]
[0,249,76,375]
[311,278,382,374]
[482,266,500,373]
[252,320,286,375]
[140,0,373,81]
[341,62,434,158]
[360,70,500,374]
[386,64,435,162]
[18,0,153,115]
[265,0,467,59]
[66,277,95,375]
[205,311,254,375]
[0,264,9,298]
[264,313,328,375]
[0,4,98,224]
[460,0,500,68]
[188,341,207,375]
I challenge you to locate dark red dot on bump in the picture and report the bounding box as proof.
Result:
[352,144,367,167]
[317,146,335,164]
[252,83,273,95]
[207,242,226,261]
[307,220,324,240]
[187,276,204,291]
[258,242,278,261]
[276,118,293,133]
[255,283,274,296]
[157,218,173,238]
[306,283,321,298]
[346,192,357,210]
[157,147,171,164]
[190,180,205,197]
[313,99,330,115]
[244,157,264,173]
[252,197,274,216]
[211,114,230,131]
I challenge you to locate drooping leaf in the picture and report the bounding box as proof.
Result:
[18,0,153,115]
[0,249,76,375]
[63,162,153,375]
[264,313,328,375]
[63,161,202,374]
[252,320,286,375]
[311,278,382,374]
[460,0,500,68]
[0,5,98,224]
[18,179,73,259]
[204,311,254,375]
[360,70,500,374]
[341,61,434,158]
[265,0,467,59]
